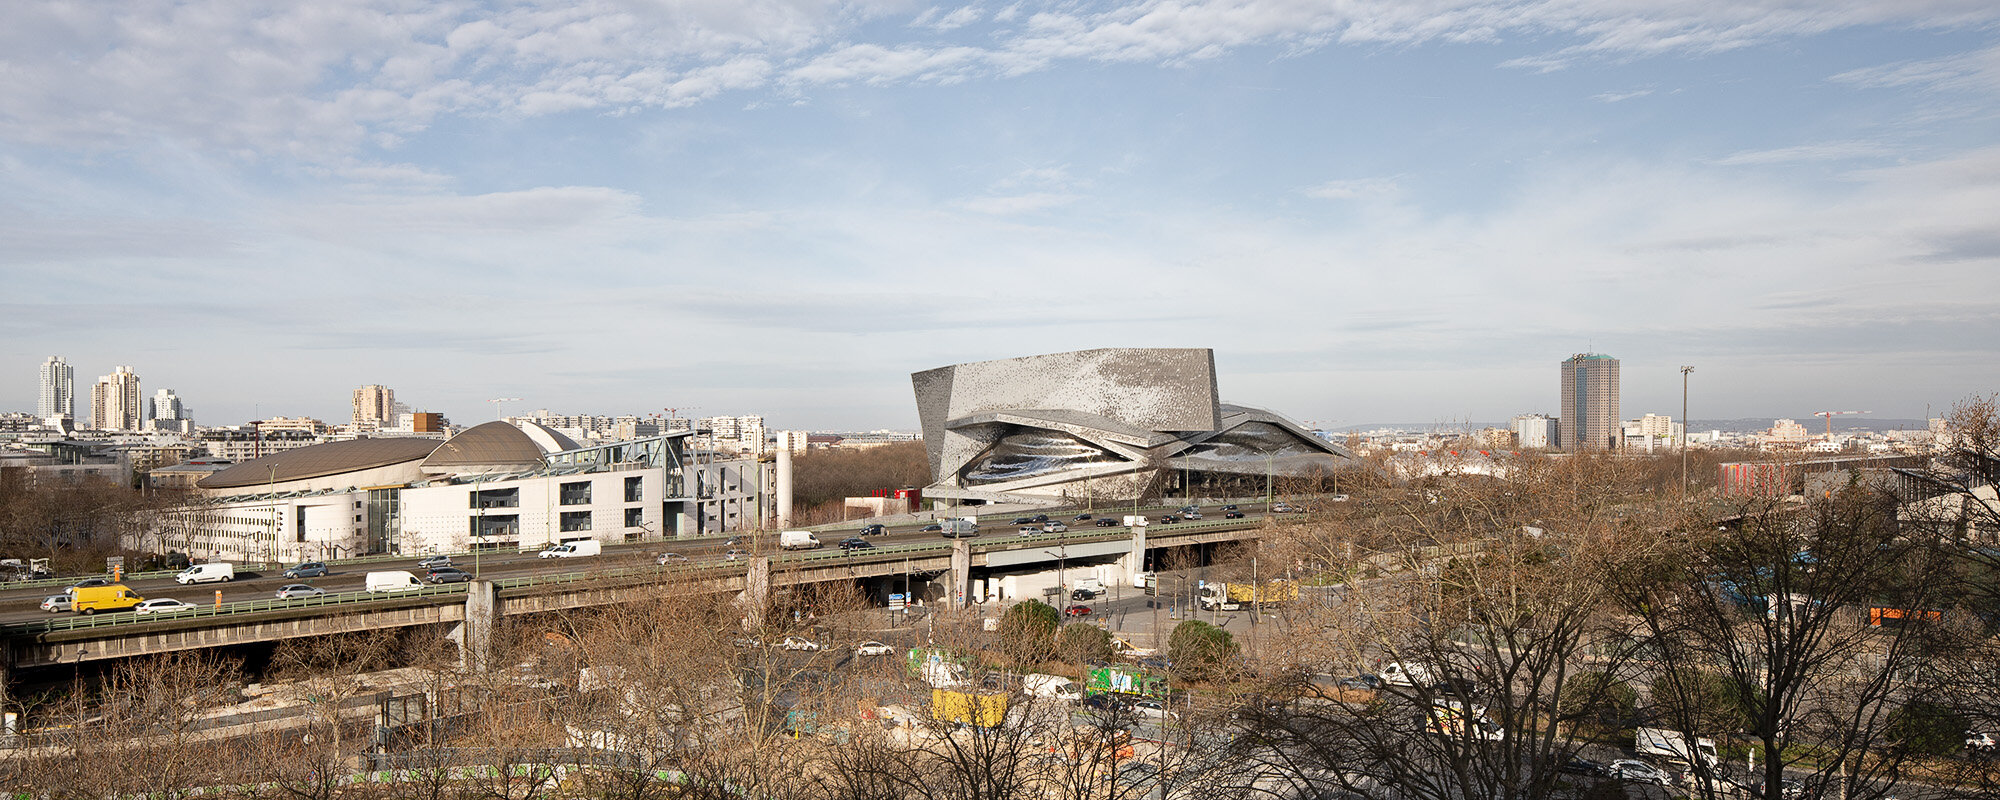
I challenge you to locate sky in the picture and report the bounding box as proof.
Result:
[4,1,1999,432]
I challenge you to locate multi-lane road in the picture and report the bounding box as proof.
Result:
[0,501,1298,627]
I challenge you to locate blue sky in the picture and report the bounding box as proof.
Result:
[4,1,1998,431]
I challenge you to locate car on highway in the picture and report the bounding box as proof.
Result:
[416,555,452,569]
[284,561,329,579]
[1221,504,1239,511]
[134,598,199,616]
[1080,693,1127,710]
[1071,588,1098,601]
[722,548,748,560]
[1156,514,1180,524]
[40,595,72,613]
[1271,502,1296,513]
[1012,517,1036,525]
[66,577,112,595]
[1019,526,1042,537]
[1132,698,1175,720]
[724,536,746,547]
[1607,760,1671,786]
[778,636,821,652]
[275,584,325,600]
[1095,518,1120,527]
[1042,521,1068,533]
[858,524,887,536]
[855,641,894,656]
[920,523,943,532]
[426,567,472,584]
[1075,513,1093,521]
[1338,674,1385,690]
[655,552,689,565]
[1182,510,1202,519]
[1224,510,1246,519]
[1064,605,1091,617]
[1031,514,1049,522]
[840,538,874,551]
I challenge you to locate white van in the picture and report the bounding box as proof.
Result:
[539,540,602,558]
[175,563,235,584]
[1379,660,1439,687]
[1023,673,1085,701]
[365,570,423,593]
[779,531,821,550]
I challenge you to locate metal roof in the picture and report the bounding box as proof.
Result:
[420,421,549,474]
[196,438,441,489]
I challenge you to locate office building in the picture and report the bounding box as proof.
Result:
[149,388,192,433]
[352,384,395,430]
[1511,414,1559,449]
[91,365,142,432]
[1559,353,1620,452]
[38,356,74,421]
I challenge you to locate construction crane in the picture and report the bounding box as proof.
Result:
[490,397,522,421]
[1813,410,1870,438]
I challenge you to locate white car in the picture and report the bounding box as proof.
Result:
[1131,698,1176,720]
[40,595,72,613]
[275,584,324,600]
[134,598,199,616]
[1607,760,1671,786]
[779,636,821,652]
[855,641,894,657]
[656,552,689,565]
[1042,521,1069,533]
[1019,526,1041,537]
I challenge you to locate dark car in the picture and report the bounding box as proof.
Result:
[1064,605,1092,617]
[1071,588,1098,601]
[1095,517,1119,527]
[284,561,329,579]
[1221,504,1239,511]
[1428,677,1482,698]
[1338,674,1385,690]
[840,538,875,551]
[426,567,472,584]
[1224,511,1246,519]
[65,577,112,595]
[858,524,887,536]
[1156,514,1180,524]
[1560,758,1607,777]
[1032,514,1050,522]
[1012,517,1036,525]
[921,523,943,532]
[1075,513,1093,521]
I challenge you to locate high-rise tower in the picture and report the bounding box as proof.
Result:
[91,365,142,431]
[1560,353,1620,451]
[352,384,396,430]
[38,355,73,420]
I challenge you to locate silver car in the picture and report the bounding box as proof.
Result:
[275,584,325,600]
[40,595,72,613]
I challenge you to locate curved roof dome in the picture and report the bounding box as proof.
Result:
[197,438,442,490]
[516,420,581,453]
[421,421,552,475]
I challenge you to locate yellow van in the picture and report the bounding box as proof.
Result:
[73,584,144,614]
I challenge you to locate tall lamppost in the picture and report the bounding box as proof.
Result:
[1681,366,1694,500]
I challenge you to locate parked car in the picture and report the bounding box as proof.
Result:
[655,552,689,564]
[1042,521,1069,533]
[1071,588,1098,600]
[416,555,452,569]
[134,598,199,615]
[1607,760,1671,786]
[779,636,821,652]
[855,641,894,657]
[840,538,874,550]
[1075,513,1093,521]
[858,524,887,536]
[1064,605,1092,617]
[1095,518,1120,527]
[275,584,325,600]
[1560,758,1608,777]
[40,595,72,612]
[66,577,112,595]
[426,567,472,584]
[284,561,329,579]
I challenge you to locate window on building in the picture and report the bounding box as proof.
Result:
[473,514,520,539]
[471,487,520,509]
[624,507,644,528]
[561,510,593,532]
[625,476,643,502]
[560,481,592,506]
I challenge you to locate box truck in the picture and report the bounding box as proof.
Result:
[1024,673,1085,701]
[175,563,235,584]
[779,531,822,550]
[1635,727,1719,768]
[73,584,145,614]
[539,540,602,558]
[1198,579,1299,611]
[366,571,424,593]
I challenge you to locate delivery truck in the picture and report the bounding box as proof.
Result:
[538,540,602,558]
[1197,579,1298,611]
[73,584,145,614]
[779,531,822,550]
[366,570,424,593]
[175,562,235,584]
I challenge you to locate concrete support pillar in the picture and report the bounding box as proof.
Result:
[1127,525,1148,587]
[775,448,794,528]
[743,556,771,628]
[461,580,499,672]
[949,538,971,609]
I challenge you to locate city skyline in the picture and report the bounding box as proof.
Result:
[4,3,1999,428]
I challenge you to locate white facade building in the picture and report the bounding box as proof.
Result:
[1511,414,1559,449]
[38,355,73,421]
[91,365,142,431]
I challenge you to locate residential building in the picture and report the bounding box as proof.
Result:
[1511,414,1559,449]
[1764,419,1811,448]
[37,355,73,421]
[148,388,193,433]
[1559,353,1620,451]
[90,365,142,432]
[351,384,396,431]
[773,430,811,454]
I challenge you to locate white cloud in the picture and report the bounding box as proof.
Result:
[952,192,1078,214]
[1304,178,1400,200]
[1831,43,2000,94]
[1592,88,1653,103]
[913,5,984,31]
[1712,140,1895,166]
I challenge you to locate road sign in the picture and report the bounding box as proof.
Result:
[888,593,906,611]
[1142,572,1157,597]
